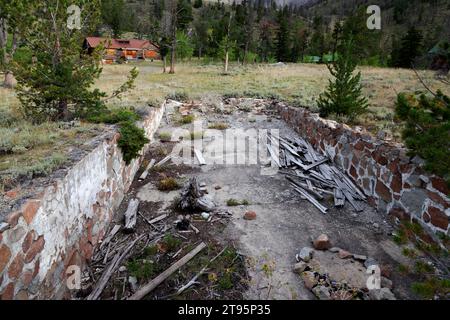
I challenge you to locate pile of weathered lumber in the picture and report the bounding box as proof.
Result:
[267,134,366,213]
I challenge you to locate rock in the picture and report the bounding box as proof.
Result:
[201,212,210,220]
[215,185,222,190]
[301,271,318,290]
[199,182,206,188]
[293,262,308,274]
[312,285,331,300]
[119,266,127,272]
[313,234,331,250]
[329,247,341,253]
[296,247,314,262]
[338,249,352,259]
[243,211,257,220]
[381,277,393,289]
[353,254,368,261]
[364,257,378,269]
[0,222,10,233]
[196,196,215,212]
[368,288,396,300]
[373,223,380,229]
[128,276,138,292]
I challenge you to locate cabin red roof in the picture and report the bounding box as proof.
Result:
[85,37,159,50]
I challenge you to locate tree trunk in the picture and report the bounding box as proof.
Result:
[169,46,176,74]
[224,51,229,74]
[163,56,167,73]
[59,99,69,122]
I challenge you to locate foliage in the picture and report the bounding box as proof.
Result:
[10,1,104,123]
[395,91,450,185]
[317,38,368,121]
[390,26,423,68]
[117,121,149,164]
[176,31,194,60]
[101,0,130,38]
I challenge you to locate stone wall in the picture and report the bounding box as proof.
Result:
[0,105,165,300]
[277,103,449,237]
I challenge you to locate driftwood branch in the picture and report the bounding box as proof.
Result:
[128,242,207,300]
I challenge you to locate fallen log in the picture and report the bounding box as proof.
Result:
[128,242,207,300]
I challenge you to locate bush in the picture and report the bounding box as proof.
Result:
[117,121,149,164]
[86,108,140,124]
[395,91,450,187]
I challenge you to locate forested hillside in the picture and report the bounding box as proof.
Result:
[100,0,449,68]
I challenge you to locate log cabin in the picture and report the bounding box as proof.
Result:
[84,37,160,64]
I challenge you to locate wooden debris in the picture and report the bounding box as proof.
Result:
[176,247,228,296]
[270,134,367,214]
[100,225,121,249]
[139,159,156,181]
[124,199,139,232]
[87,235,145,300]
[194,148,206,166]
[128,242,207,300]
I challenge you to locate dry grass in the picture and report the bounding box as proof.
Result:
[1,60,448,189]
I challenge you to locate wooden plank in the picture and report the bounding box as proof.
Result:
[100,225,121,249]
[124,199,139,232]
[267,144,281,167]
[155,155,172,167]
[293,186,328,214]
[194,148,206,166]
[128,242,207,300]
[139,159,156,181]
[148,214,168,225]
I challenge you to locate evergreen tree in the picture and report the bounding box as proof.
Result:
[317,38,368,121]
[393,26,423,68]
[276,10,290,62]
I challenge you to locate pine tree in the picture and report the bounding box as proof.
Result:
[397,26,423,68]
[317,38,368,121]
[276,10,290,62]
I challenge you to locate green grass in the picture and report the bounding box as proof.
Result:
[178,115,195,125]
[226,198,250,206]
[161,234,182,252]
[158,132,172,142]
[412,278,450,299]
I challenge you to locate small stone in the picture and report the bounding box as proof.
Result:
[301,271,318,290]
[364,257,378,269]
[338,249,352,259]
[296,247,314,262]
[293,262,308,274]
[243,211,257,220]
[128,276,138,292]
[313,234,331,250]
[329,247,341,253]
[0,222,10,233]
[353,254,367,261]
[381,277,393,289]
[368,288,396,300]
[199,182,206,188]
[201,212,210,220]
[312,285,331,300]
[119,266,127,272]
[215,186,221,190]
[373,223,380,229]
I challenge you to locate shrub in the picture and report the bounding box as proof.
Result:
[166,91,189,102]
[395,91,450,187]
[226,199,250,206]
[317,38,368,122]
[157,177,180,191]
[86,108,140,124]
[117,121,149,164]
[208,122,229,130]
[179,114,195,124]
